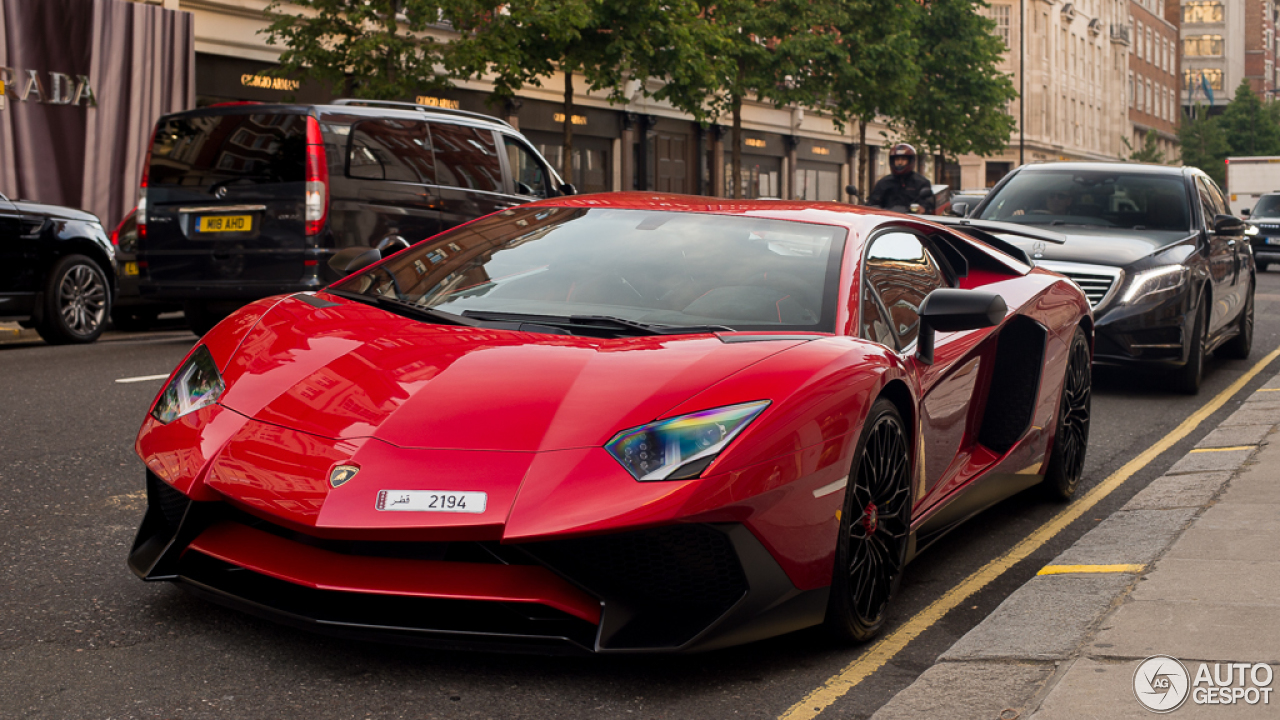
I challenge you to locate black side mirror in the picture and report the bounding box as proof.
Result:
[949,201,970,217]
[916,288,1006,364]
[1213,213,1246,236]
[328,246,382,276]
[1242,208,1251,217]
[845,184,860,202]
[558,183,577,196]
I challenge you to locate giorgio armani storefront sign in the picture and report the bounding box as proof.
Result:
[0,0,193,230]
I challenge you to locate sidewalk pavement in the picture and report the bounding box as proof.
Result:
[870,374,1280,719]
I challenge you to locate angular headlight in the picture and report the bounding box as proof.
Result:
[605,401,770,481]
[1245,224,1260,236]
[151,345,225,424]
[1119,265,1188,305]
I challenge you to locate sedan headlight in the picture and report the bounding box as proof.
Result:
[151,346,225,423]
[1119,265,1189,305]
[605,400,770,481]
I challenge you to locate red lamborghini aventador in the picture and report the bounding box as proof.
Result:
[129,193,1092,654]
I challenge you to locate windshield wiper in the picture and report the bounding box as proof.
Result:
[326,289,478,327]
[460,310,734,336]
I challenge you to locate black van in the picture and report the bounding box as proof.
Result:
[137,99,569,334]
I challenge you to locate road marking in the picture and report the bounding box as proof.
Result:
[1037,564,1145,575]
[1257,387,1280,392]
[778,344,1280,720]
[1188,445,1255,453]
[115,374,170,384]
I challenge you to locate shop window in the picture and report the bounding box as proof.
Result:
[796,167,839,202]
[985,162,1011,188]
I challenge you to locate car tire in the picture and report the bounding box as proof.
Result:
[825,397,911,643]
[110,307,160,332]
[1219,282,1254,360]
[1173,298,1208,395]
[35,254,110,345]
[1043,327,1091,502]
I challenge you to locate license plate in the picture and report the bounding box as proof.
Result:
[197,215,252,233]
[123,261,139,276]
[376,489,487,513]
[1268,237,1280,245]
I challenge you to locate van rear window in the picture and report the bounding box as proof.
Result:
[149,113,307,187]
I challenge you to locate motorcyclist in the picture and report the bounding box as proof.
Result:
[866,143,935,214]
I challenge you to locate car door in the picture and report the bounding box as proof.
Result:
[860,229,984,509]
[343,117,444,251]
[1196,175,1239,334]
[0,194,35,302]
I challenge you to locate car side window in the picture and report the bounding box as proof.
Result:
[503,136,550,198]
[1196,177,1224,230]
[431,123,503,193]
[347,119,435,184]
[1206,178,1230,217]
[863,231,947,349]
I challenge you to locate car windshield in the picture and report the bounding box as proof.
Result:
[329,206,846,333]
[1251,195,1280,218]
[977,169,1190,231]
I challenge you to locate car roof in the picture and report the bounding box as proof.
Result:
[160,101,514,133]
[1015,161,1188,177]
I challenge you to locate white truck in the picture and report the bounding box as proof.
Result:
[1225,156,1280,216]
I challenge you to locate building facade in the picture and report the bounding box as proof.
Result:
[1129,0,1181,159]
[1181,0,1247,109]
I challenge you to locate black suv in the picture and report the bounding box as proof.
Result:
[137,99,569,335]
[0,193,115,344]
[1242,192,1280,271]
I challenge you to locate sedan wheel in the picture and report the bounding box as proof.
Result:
[1044,327,1091,501]
[826,398,911,642]
[36,254,110,344]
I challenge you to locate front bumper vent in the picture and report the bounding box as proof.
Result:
[1037,261,1122,309]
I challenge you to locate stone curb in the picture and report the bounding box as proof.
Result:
[868,379,1279,720]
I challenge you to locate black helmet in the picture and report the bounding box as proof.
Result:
[889,143,917,176]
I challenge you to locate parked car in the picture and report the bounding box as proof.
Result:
[971,162,1254,394]
[0,192,114,344]
[109,208,181,331]
[137,99,570,336]
[129,193,1092,653]
[1243,192,1280,271]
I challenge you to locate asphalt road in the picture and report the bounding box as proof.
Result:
[3,271,1280,720]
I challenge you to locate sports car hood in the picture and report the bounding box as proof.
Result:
[216,294,809,452]
[1007,226,1192,267]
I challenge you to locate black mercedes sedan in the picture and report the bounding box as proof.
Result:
[969,162,1253,394]
[0,192,115,344]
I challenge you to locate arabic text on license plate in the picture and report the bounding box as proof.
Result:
[197,215,252,233]
[376,490,487,513]
[123,261,139,276]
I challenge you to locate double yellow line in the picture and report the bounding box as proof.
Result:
[779,345,1280,720]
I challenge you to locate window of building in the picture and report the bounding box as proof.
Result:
[1183,1,1224,24]
[1184,68,1225,91]
[990,4,1012,46]
[1184,35,1225,56]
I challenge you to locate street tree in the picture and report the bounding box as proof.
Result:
[262,0,452,100]
[1219,79,1280,158]
[1122,129,1167,164]
[447,0,714,186]
[892,0,1016,183]
[1178,105,1229,185]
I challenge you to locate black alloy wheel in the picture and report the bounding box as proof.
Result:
[1174,297,1208,395]
[1219,282,1255,360]
[826,398,911,642]
[36,254,110,344]
[1043,327,1091,501]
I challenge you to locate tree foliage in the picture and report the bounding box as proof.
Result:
[262,0,451,100]
[893,0,1017,164]
[1219,79,1280,157]
[1178,105,1230,186]
[1122,129,1166,164]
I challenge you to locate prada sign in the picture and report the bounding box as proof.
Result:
[0,67,97,109]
